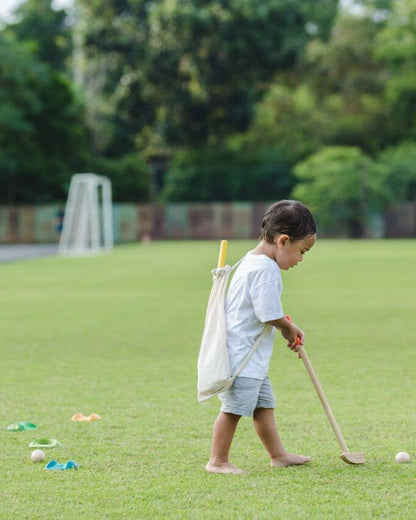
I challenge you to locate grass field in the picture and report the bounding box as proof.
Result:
[0,239,415,519]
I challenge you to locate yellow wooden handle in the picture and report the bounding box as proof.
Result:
[217,240,228,268]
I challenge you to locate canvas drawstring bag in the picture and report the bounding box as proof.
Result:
[197,257,270,402]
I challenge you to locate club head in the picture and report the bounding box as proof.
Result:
[340,452,365,465]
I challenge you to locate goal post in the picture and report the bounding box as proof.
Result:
[58,173,114,256]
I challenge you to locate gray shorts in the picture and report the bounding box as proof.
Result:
[219,376,276,417]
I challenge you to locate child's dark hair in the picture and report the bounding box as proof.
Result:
[260,200,317,243]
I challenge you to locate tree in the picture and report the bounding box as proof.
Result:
[0,33,89,204]
[375,0,416,141]
[70,0,159,156]
[232,8,396,186]
[239,84,329,164]
[161,145,291,202]
[340,0,393,15]
[145,0,339,146]
[303,13,391,153]
[377,141,416,201]
[292,146,388,237]
[75,0,339,153]
[4,0,72,71]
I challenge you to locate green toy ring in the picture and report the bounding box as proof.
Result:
[29,438,62,448]
[7,422,37,431]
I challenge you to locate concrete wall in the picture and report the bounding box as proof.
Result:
[0,203,271,244]
[0,202,414,244]
[385,202,416,238]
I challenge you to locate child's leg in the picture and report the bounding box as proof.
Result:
[253,408,311,467]
[206,412,244,474]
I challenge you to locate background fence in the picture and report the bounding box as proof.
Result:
[0,202,415,244]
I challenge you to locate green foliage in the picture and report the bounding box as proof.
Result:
[340,0,394,15]
[240,11,393,169]
[375,0,416,141]
[77,0,339,150]
[88,153,150,202]
[377,141,416,201]
[73,0,157,156]
[0,240,415,518]
[292,146,388,236]
[2,0,416,206]
[146,0,338,145]
[161,145,292,202]
[5,0,72,71]
[0,33,90,204]
[295,13,389,153]
[242,84,330,164]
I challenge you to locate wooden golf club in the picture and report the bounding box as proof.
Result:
[287,316,365,465]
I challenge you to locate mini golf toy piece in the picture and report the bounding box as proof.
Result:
[31,449,46,463]
[45,460,80,470]
[29,438,62,449]
[395,451,410,463]
[7,422,37,431]
[71,413,101,422]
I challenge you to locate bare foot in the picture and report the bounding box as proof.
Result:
[205,461,245,474]
[271,453,311,467]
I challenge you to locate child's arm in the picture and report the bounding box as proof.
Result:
[266,316,304,354]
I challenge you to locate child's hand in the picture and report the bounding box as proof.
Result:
[284,316,304,358]
[286,330,304,358]
[266,316,305,357]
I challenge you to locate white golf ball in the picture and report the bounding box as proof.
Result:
[395,451,410,463]
[31,449,46,463]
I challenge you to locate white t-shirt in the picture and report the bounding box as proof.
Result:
[225,253,284,379]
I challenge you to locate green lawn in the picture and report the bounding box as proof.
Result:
[0,240,415,519]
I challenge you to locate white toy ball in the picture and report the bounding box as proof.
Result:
[31,449,46,463]
[395,451,410,463]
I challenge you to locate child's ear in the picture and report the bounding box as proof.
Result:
[275,234,290,246]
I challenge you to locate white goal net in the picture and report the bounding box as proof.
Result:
[58,173,114,256]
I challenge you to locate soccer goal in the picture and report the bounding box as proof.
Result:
[58,173,114,256]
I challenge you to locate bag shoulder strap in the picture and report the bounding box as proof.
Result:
[231,325,272,380]
[230,252,249,272]
[210,253,248,286]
